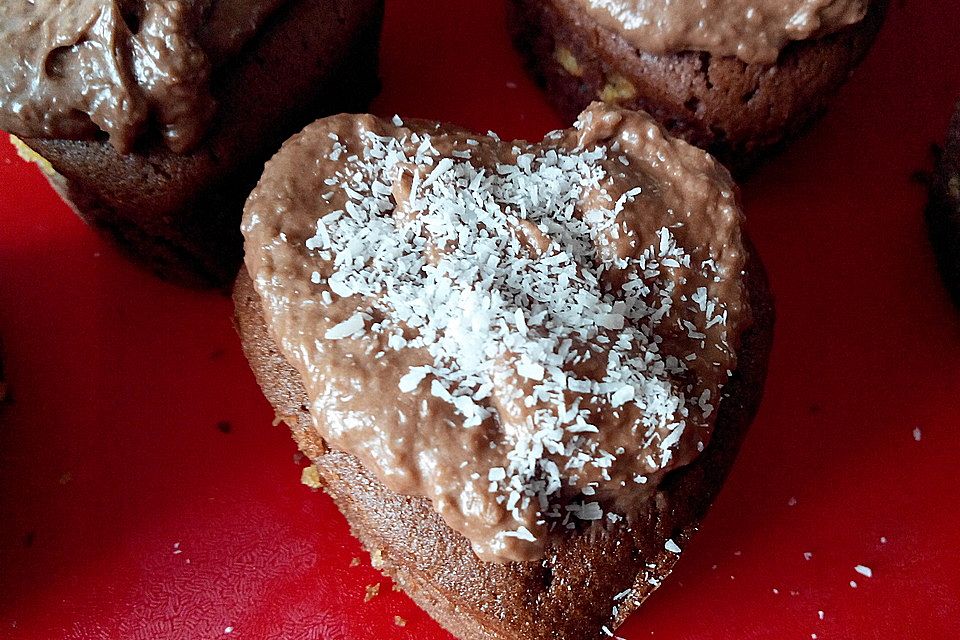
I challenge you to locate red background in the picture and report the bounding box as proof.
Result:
[1,1,959,638]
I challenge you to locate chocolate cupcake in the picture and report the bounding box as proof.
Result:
[509,0,887,172]
[928,101,960,306]
[0,0,384,288]
[234,103,774,639]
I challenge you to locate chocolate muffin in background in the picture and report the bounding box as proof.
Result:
[928,102,960,306]
[508,0,887,173]
[0,0,384,288]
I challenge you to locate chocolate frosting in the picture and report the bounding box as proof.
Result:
[243,103,751,561]
[0,0,285,154]
[581,0,868,64]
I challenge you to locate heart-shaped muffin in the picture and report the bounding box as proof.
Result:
[235,102,773,639]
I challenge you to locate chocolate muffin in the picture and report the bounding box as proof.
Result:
[509,0,887,173]
[234,103,774,638]
[0,0,384,288]
[928,102,960,306]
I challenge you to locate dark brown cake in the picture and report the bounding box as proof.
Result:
[10,0,384,288]
[508,0,887,173]
[232,104,775,637]
[928,102,960,306]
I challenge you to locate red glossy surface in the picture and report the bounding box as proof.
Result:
[1,1,959,638]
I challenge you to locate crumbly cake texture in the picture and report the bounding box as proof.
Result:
[928,102,960,306]
[507,0,887,173]
[17,0,384,288]
[234,107,774,636]
[234,255,772,640]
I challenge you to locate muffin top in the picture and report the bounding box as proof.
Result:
[243,103,752,561]
[580,0,868,64]
[0,0,285,154]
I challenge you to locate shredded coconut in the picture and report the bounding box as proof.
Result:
[267,112,737,550]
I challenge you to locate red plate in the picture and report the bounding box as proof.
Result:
[2,1,959,638]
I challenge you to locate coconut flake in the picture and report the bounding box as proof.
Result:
[325,313,365,339]
[398,367,430,392]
